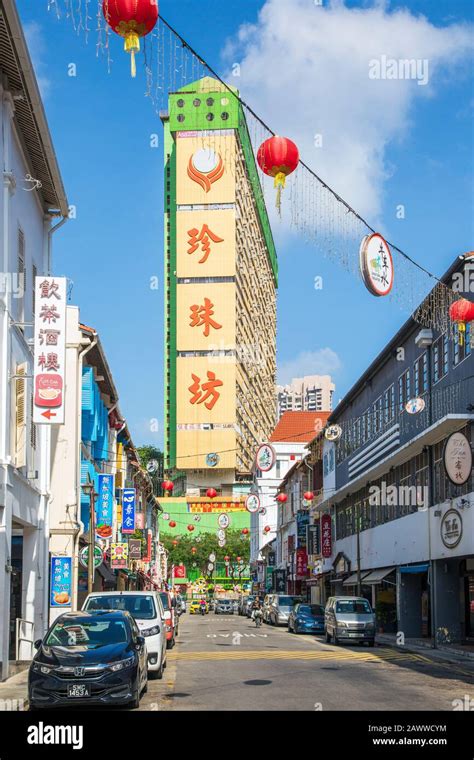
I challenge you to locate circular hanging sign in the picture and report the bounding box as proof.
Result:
[195,536,202,543]
[245,493,260,513]
[443,431,473,486]
[209,553,216,563]
[146,459,159,474]
[259,507,267,516]
[405,397,426,415]
[325,424,342,442]
[207,562,214,572]
[359,233,394,297]
[255,443,276,473]
[218,539,226,548]
[440,508,463,549]
[79,544,103,570]
[193,515,201,522]
[162,512,170,521]
[218,513,230,529]
[206,452,220,467]
[217,529,226,541]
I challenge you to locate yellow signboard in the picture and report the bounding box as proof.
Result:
[176,133,236,205]
[176,209,236,278]
[177,283,235,352]
[176,358,236,425]
[176,428,236,470]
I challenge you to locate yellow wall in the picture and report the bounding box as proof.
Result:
[176,209,236,278]
[176,133,236,205]
[176,357,236,425]
[175,428,236,470]
[177,282,235,351]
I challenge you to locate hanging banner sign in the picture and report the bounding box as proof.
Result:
[321,514,332,558]
[217,513,230,529]
[121,488,136,534]
[79,544,103,570]
[245,494,260,513]
[325,424,342,442]
[111,542,128,569]
[33,276,67,424]
[135,512,145,530]
[359,233,394,297]
[50,556,72,607]
[443,431,473,486]
[255,443,276,472]
[128,539,142,560]
[96,474,114,539]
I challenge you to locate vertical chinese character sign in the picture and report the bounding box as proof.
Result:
[33,277,67,424]
[96,474,114,539]
[122,488,136,534]
[321,514,332,558]
[50,556,72,607]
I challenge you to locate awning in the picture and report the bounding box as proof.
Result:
[362,567,395,584]
[97,563,117,585]
[400,563,429,574]
[342,572,370,586]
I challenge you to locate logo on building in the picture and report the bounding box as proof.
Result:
[443,431,472,486]
[440,508,463,549]
[187,148,224,192]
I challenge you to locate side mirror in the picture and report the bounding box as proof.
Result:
[34,639,42,650]
[135,636,145,650]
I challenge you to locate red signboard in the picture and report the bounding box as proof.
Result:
[296,549,308,578]
[321,514,332,558]
[173,564,186,578]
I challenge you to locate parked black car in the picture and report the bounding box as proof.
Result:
[28,610,147,710]
[288,603,325,634]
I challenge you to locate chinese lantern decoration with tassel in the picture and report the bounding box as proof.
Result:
[264,525,271,533]
[169,520,176,528]
[102,0,159,78]
[449,298,474,346]
[187,524,195,532]
[304,491,314,502]
[257,136,299,213]
[241,528,249,535]
[206,488,217,499]
[191,547,197,555]
[276,492,288,504]
[172,539,178,546]
[161,480,174,495]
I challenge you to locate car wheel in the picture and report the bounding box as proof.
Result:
[368,639,375,647]
[128,686,141,710]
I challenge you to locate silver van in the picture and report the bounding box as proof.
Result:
[324,596,376,646]
[268,594,302,626]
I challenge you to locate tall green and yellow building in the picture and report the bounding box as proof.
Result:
[161,77,277,499]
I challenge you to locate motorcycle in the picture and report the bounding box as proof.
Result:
[254,609,263,628]
[200,604,206,616]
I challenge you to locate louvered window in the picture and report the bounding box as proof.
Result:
[15,363,27,467]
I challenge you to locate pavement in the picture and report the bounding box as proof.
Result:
[2,614,474,711]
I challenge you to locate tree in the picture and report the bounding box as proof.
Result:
[160,528,249,580]
[136,445,163,494]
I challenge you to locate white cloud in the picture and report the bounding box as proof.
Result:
[223,0,473,221]
[24,22,51,99]
[277,348,342,385]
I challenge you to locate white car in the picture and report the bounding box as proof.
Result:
[82,591,167,679]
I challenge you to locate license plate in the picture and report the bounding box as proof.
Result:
[348,632,361,637]
[67,683,91,698]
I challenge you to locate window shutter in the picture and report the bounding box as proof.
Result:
[15,363,27,468]
[30,390,37,450]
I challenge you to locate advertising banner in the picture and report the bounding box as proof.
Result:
[33,277,67,424]
[50,556,72,607]
[96,474,114,540]
[121,488,136,534]
[111,542,128,569]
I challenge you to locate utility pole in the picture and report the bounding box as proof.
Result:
[356,501,362,597]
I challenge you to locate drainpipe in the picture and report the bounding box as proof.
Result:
[72,330,98,610]
[46,215,68,276]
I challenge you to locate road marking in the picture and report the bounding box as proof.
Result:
[166,648,428,664]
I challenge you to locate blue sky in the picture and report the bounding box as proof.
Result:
[17,0,473,446]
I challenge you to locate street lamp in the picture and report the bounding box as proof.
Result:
[81,480,98,594]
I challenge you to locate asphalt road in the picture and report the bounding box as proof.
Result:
[139,611,474,711]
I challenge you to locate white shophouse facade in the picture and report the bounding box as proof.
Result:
[0,0,68,678]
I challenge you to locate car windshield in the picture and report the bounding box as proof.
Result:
[336,600,372,614]
[278,596,300,608]
[299,605,324,616]
[45,619,129,648]
[85,595,156,620]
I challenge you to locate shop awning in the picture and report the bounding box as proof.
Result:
[97,563,117,584]
[400,563,429,574]
[362,567,395,584]
[342,572,370,586]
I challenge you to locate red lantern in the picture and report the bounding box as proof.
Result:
[169,520,176,528]
[191,547,197,554]
[206,488,217,499]
[449,299,474,346]
[237,556,242,563]
[264,525,271,533]
[172,539,178,546]
[304,491,314,501]
[224,555,230,562]
[162,480,174,493]
[187,524,195,532]
[257,136,299,212]
[102,0,159,78]
[276,493,288,503]
[241,528,249,535]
